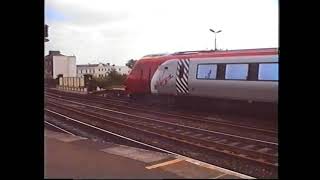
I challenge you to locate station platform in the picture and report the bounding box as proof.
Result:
[45,129,252,179]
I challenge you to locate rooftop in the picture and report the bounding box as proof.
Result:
[77,63,112,68]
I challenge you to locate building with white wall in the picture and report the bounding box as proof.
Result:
[77,63,112,78]
[77,63,131,77]
[44,51,77,79]
[112,65,131,75]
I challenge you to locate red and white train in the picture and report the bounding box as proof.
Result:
[125,48,278,104]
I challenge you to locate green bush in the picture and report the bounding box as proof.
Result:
[93,69,127,89]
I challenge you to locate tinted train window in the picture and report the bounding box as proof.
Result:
[197,64,217,79]
[258,63,278,81]
[225,64,248,80]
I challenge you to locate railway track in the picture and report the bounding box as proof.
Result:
[45,95,278,178]
[47,89,276,129]
[46,89,277,131]
[95,92,277,125]
[44,108,255,179]
[45,91,277,143]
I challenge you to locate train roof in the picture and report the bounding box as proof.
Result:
[140,48,278,60]
[142,53,170,58]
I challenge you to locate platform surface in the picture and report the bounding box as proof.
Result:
[45,129,251,179]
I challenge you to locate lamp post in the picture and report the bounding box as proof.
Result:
[209,29,221,51]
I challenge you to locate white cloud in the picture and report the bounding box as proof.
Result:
[45,0,278,65]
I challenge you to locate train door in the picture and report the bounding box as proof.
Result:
[175,58,190,95]
[147,68,151,93]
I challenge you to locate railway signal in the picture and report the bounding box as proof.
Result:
[45,24,49,42]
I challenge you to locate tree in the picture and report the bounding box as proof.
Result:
[126,59,137,69]
[107,69,126,84]
[93,69,127,89]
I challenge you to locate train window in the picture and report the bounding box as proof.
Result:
[258,63,278,81]
[197,64,217,79]
[225,64,249,80]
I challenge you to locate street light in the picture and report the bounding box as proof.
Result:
[209,29,222,51]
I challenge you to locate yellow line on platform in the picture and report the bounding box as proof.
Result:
[145,159,183,169]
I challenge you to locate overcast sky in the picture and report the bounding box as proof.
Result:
[45,0,278,66]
